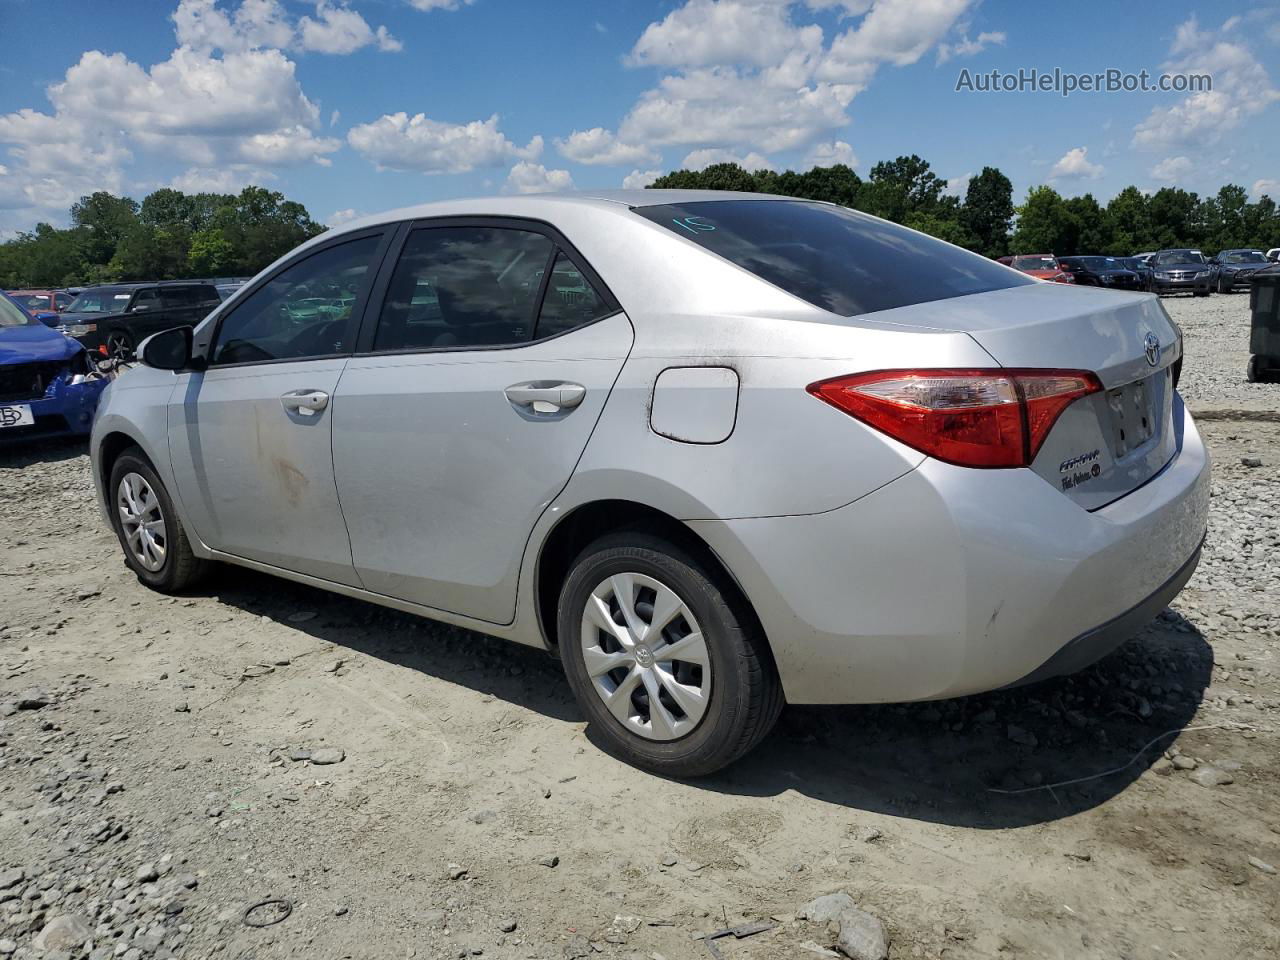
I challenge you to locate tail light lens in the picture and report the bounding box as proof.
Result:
[807,369,1102,468]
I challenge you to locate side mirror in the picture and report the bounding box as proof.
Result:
[137,326,195,371]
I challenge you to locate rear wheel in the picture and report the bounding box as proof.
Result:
[1247,355,1276,384]
[108,449,207,592]
[558,532,782,777]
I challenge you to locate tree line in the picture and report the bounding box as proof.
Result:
[0,186,326,289]
[651,159,1280,258]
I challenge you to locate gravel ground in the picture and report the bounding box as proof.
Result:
[1166,289,1276,414]
[1,293,1277,960]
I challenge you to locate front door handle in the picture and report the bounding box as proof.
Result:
[281,390,330,416]
[504,381,586,415]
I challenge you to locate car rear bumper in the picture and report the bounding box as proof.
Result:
[690,399,1210,704]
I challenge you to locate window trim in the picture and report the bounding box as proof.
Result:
[203,226,393,370]
[353,215,622,358]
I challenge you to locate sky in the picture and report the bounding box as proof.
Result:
[1,0,1278,235]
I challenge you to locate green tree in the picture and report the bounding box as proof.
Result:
[187,227,234,275]
[1104,186,1151,254]
[1012,185,1071,253]
[1146,187,1201,250]
[859,155,945,223]
[961,167,1014,258]
[1063,194,1109,254]
[70,191,140,265]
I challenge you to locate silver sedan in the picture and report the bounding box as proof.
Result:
[89,190,1210,775]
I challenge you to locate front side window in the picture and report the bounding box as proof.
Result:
[633,200,1033,317]
[212,235,380,365]
[374,227,554,352]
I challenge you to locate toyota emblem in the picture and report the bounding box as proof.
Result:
[1144,332,1160,367]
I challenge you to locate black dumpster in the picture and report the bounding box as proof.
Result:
[1248,264,1280,383]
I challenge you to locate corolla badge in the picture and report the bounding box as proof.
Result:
[1144,332,1160,366]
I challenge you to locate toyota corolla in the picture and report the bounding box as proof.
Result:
[89,191,1210,776]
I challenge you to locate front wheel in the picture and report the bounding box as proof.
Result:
[105,330,135,360]
[558,533,782,777]
[108,449,208,592]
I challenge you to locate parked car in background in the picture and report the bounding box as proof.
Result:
[1,291,108,441]
[1149,250,1213,296]
[1057,256,1143,290]
[1212,249,1271,292]
[215,283,245,301]
[5,289,75,324]
[1117,257,1155,292]
[90,191,1207,775]
[1007,254,1075,283]
[1266,248,1279,262]
[57,281,221,359]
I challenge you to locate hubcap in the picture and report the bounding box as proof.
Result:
[117,472,167,572]
[579,572,711,741]
[107,333,131,359]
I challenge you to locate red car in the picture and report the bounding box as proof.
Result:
[1004,254,1075,284]
[5,289,76,322]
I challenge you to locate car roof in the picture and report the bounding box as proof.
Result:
[82,280,214,291]
[326,189,802,234]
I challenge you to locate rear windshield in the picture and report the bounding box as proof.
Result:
[632,199,1033,317]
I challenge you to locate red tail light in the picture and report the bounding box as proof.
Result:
[807,369,1102,468]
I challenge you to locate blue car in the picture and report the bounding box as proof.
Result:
[1,291,109,441]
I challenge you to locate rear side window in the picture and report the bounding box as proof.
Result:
[633,200,1033,317]
[535,252,613,339]
[161,286,199,308]
[374,227,554,351]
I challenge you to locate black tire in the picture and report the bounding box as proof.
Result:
[557,532,783,777]
[1194,288,1210,297]
[105,329,135,360]
[108,447,208,592]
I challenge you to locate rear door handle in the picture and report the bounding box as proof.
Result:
[281,390,330,416]
[504,381,586,415]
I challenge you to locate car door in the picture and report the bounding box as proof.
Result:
[167,228,391,585]
[331,219,634,623]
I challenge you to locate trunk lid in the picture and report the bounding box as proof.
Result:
[861,284,1181,509]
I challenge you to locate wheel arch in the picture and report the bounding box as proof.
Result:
[533,499,772,666]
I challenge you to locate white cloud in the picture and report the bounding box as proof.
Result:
[936,30,1005,64]
[0,44,338,226]
[298,2,402,54]
[173,0,401,56]
[605,0,972,170]
[943,172,971,197]
[683,147,773,172]
[1048,146,1103,181]
[406,0,475,9]
[805,139,858,167]
[619,68,856,153]
[328,207,364,226]
[629,0,824,70]
[173,0,294,53]
[1251,178,1280,199]
[347,113,543,174]
[170,165,273,193]
[622,169,663,189]
[820,0,971,84]
[503,161,573,194]
[329,109,341,127]
[1132,16,1280,150]
[556,128,659,166]
[1150,155,1193,183]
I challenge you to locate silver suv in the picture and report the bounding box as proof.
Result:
[91,191,1210,775]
